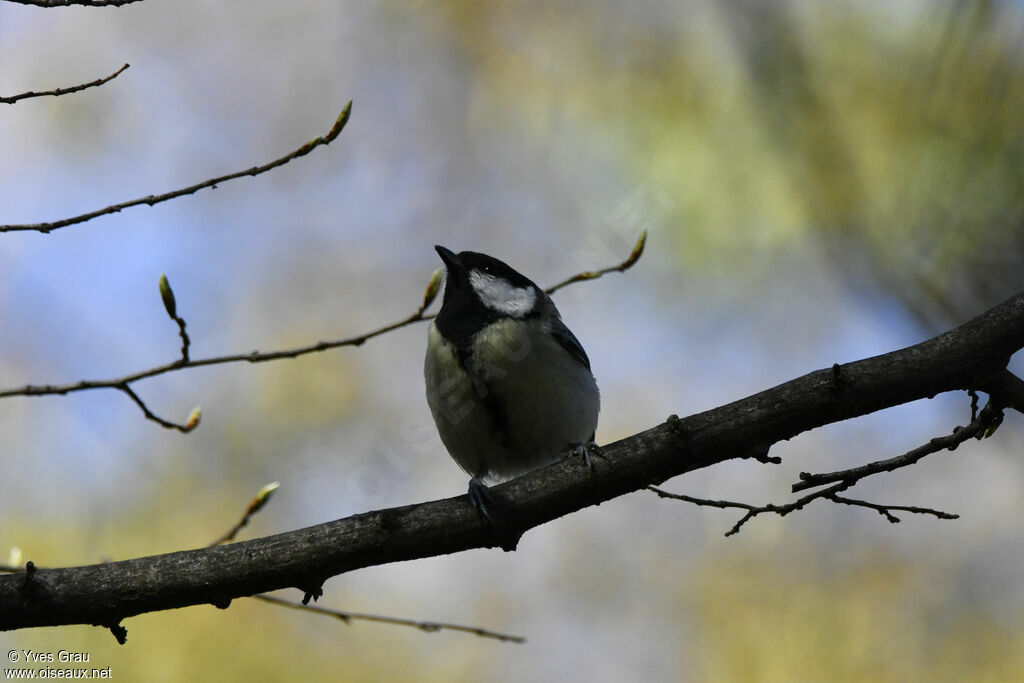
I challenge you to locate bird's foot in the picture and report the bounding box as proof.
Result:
[467,476,519,551]
[569,440,605,472]
[468,476,500,526]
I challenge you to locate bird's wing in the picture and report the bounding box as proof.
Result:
[547,317,591,371]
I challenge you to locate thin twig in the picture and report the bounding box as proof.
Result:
[210,483,279,547]
[652,397,993,534]
[828,494,958,523]
[1,64,129,104]
[159,274,192,362]
[0,101,353,233]
[650,483,849,536]
[252,594,526,643]
[545,229,647,295]
[0,235,647,431]
[118,384,195,432]
[646,487,762,513]
[0,309,429,400]
[792,399,1002,493]
[649,481,958,537]
[173,316,190,362]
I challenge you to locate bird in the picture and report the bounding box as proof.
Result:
[424,245,600,524]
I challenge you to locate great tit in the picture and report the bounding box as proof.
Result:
[424,246,600,523]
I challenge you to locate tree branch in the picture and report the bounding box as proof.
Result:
[3,1,143,9]
[118,384,198,433]
[649,482,848,536]
[250,594,525,643]
[978,368,1024,415]
[0,307,427,396]
[651,393,999,535]
[0,102,352,234]
[0,237,644,428]
[210,483,280,547]
[1,288,1022,634]
[0,64,129,104]
[791,396,1005,492]
[545,229,646,294]
[215,484,522,641]
[826,493,958,523]
[648,481,959,537]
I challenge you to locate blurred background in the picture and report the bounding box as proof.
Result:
[2,0,1023,680]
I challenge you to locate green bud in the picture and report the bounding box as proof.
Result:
[159,274,178,320]
[326,100,354,142]
[422,267,444,311]
[247,482,281,515]
[623,229,648,269]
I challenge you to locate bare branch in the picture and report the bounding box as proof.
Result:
[827,493,959,523]
[652,395,997,534]
[645,487,761,513]
[1,288,1022,632]
[210,483,280,547]
[979,369,1024,415]
[649,482,850,536]
[0,64,129,104]
[0,307,430,399]
[652,395,994,533]
[0,236,647,430]
[0,102,353,234]
[158,274,190,361]
[792,398,1003,493]
[252,594,526,643]
[649,481,959,536]
[208,482,522,641]
[118,384,197,433]
[173,316,190,362]
[3,1,143,9]
[545,229,647,295]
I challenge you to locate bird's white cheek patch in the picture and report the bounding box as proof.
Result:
[469,271,536,317]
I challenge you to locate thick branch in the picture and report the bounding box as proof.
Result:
[4,0,142,5]
[0,102,352,233]
[0,64,129,104]
[979,369,1024,414]
[1,289,1022,632]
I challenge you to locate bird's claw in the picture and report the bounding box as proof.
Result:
[467,477,521,551]
[468,476,500,526]
[570,440,605,472]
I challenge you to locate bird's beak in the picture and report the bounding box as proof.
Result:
[434,245,463,273]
